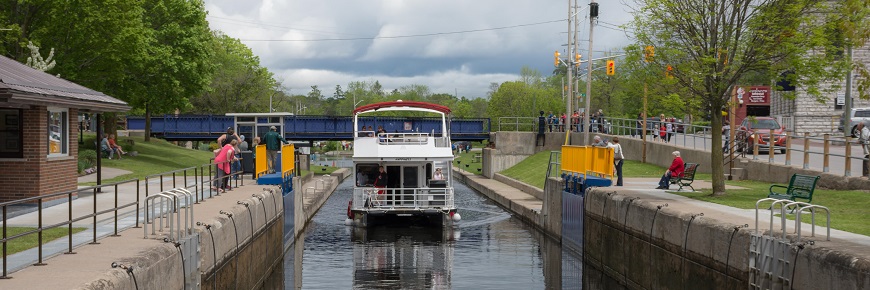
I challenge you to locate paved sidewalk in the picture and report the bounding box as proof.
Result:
[1,172,344,285]
[77,167,132,184]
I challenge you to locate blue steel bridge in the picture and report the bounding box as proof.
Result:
[126,114,491,142]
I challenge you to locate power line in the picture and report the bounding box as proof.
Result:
[237,18,567,42]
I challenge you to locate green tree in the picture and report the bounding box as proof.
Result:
[189,32,276,114]
[132,0,213,141]
[630,0,868,195]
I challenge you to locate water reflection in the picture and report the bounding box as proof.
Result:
[351,226,457,289]
[283,178,585,289]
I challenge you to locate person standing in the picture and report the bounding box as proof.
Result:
[608,137,624,186]
[547,111,555,132]
[857,122,870,177]
[214,139,239,192]
[263,126,289,174]
[373,166,387,204]
[217,127,239,148]
[665,118,674,143]
[657,151,684,189]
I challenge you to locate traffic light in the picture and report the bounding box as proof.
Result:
[554,51,560,67]
[575,54,581,66]
[644,46,655,62]
[666,65,673,79]
[606,60,615,76]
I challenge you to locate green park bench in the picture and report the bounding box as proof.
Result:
[670,163,699,191]
[768,174,820,203]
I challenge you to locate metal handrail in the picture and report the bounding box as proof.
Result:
[376,133,429,145]
[1,155,249,278]
[352,187,455,210]
[601,116,870,177]
[793,204,831,241]
[0,178,141,278]
[498,117,537,131]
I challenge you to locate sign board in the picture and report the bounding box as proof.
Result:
[403,121,412,131]
[738,86,770,104]
[836,93,845,106]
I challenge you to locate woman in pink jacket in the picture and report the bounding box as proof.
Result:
[214,139,239,192]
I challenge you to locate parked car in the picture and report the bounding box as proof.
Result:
[838,108,870,137]
[737,117,787,154]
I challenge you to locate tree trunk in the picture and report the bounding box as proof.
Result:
[144,103,151,142]
[710,102,726,196]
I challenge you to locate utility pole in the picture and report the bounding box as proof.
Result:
[583,0,598,144]
[564,0,574,135]
[844,45,853,137]
[573,0,580,114]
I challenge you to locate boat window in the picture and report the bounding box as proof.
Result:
[403,166,419,188]
[356,163,379,187]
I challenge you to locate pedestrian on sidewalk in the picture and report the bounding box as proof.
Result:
[214,139,238,192]
[857,122,870,177]
[263,126,289,174]
[608,137,624,186]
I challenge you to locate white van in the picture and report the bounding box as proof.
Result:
[839,108,870,136]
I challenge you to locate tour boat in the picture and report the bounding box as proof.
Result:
[347,100,459,227]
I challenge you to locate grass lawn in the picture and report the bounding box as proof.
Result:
[496,150,869,236]
[5,227,87,255]
[79,133,216,185]
[453,151,484,175]
[500,151,560,189]
[300,165,340,176]
[674,180,870,236]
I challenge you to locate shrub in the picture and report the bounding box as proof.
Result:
[198,142,211,151]
[121,138,135,152]
[77,160,88,174]
[209,142,220,151]
[79,149,97,164]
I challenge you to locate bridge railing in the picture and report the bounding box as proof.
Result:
[603,116,869,178]
[127,115,490,141]
[498,117,537,131]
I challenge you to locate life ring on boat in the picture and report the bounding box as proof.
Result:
[347,200,353,219]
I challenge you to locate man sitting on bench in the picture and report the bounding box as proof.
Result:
[656,151,684,189]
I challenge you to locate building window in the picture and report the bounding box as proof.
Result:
[0,109,23,158]
[48,108,68,156]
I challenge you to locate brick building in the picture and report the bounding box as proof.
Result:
[0,55,129,202]
[771,42,870,135]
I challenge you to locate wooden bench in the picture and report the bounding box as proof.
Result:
[768,174,820,203]
[670,163,699,191]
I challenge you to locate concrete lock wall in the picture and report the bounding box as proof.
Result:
[80,189,284,290]
[583,188,750,290]
[584,188,870,290]
[199,189,284,290]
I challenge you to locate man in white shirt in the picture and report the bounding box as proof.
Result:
[607,137,624,186]
[857,122,870,177]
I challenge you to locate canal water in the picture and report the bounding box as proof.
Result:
[282,178,587,289]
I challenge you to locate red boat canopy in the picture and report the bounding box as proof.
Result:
[352,100,451,115]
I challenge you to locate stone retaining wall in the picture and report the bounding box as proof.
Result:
[585,188,870,290]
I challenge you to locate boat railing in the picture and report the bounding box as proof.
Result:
[352,187,454,210]
[376,132,430,145]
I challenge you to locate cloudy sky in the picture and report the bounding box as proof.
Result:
[203,0,635,98]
